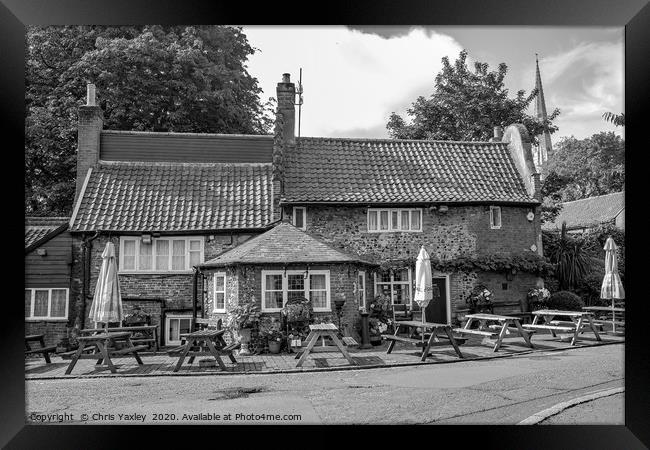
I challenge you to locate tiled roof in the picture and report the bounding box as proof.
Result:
[283,137,535,204]
[200,222,374,267]
[543,191,625,230]
[70,162,273,232]
[25,217,69,249]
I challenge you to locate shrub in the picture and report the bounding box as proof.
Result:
[546,290,584,311]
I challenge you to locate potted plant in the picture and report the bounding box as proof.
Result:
[228,303,260,356]
[466,285,493,314]
[265,330,284,354]
[367,294,391,345]
[527,287,551,311]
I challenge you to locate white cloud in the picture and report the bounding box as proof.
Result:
[243,26,463,138]
[532,41,624,139]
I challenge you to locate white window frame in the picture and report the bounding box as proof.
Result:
[25,288,69,321]
[119,236,204,273]
[213,272,227,313]
[292,206,307,231]
[374,268,413,307]
[165,314,193,346]
[367,208,422,233]
[261,269,331,313]
[357,271,366,311]
[490,206,502,229]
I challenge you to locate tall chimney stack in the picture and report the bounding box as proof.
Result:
[75,83,103,203]
[276,73,296,146]
[491,126,503,142]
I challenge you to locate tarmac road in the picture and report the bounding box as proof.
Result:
[24,343,624,425]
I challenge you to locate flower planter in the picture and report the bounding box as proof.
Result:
[238,328,252,356]
[268,340,282,354]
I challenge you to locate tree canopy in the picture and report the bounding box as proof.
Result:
[543,131,625,202]
[386,50,560,142]
[25,25,274,216]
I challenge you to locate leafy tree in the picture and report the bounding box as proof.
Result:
[542,132,625,202]
[25,25,274,216]
[602,112,625,127]
[386,50,560,142]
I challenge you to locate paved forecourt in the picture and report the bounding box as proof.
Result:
[25,332,624,379]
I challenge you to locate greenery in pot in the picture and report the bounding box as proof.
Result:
[228,303,260,329]
[368,294,392,337]
[527,287,551,311]
[466,285,493,313]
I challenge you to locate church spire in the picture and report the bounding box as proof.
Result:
[534,54,553,171]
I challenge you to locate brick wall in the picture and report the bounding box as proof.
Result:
[289,204,539,261]
[69,232,259,330]
[283,204,542,319]
[204,263,366,341]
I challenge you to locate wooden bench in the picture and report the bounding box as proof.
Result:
[522,324,576,333]
[25,334,57,364]
[341,336,359,347]
[25,345,57,363]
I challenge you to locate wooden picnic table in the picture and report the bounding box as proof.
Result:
[583,306,625,334]
[25,334,57,363]
[294,323,356,368]
[168,329,238,372]
[62,331,147,374]
[79,325,160,351]
[523,309,602,345]
[453,313,535,352]
[382,320,464,361]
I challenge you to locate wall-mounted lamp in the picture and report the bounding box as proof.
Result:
[36,248,47,256]
[141,234,152,245]
[438,205,449,213]
[526,211,535,222]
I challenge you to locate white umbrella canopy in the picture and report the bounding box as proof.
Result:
[601,237,625,300]
[88,241,124,326]
[413,245,433,323]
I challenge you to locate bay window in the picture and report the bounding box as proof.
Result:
[262,270,331,312]
[120,236,204,272]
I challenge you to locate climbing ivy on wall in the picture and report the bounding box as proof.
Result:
[374,253,554,277]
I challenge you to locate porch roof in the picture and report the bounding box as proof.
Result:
[199,222,375,268]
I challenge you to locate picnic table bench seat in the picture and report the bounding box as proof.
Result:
[522,324,576,332]
[25,334,58,363]
[341,336,359,347]
[25,345,57,363]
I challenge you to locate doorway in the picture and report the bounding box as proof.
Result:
[424,275,450,324]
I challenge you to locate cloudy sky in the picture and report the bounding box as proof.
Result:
[242,26,623,142]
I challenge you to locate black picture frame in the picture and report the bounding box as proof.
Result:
[4,0,648,447]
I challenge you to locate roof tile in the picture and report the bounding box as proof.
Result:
[70,162,273,232]
[284,137,534,204]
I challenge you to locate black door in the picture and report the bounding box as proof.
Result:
[424,277,448,323]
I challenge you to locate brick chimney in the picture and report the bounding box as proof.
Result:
[276,73,296,146]
[490,126,503,142]
[272,74,296,216]
[75,83,103,202]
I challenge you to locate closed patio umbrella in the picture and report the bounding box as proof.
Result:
[600,237,625,333]
[414,246,433,325]
[88,241,123,327]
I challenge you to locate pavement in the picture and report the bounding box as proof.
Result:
[24,341,625,425]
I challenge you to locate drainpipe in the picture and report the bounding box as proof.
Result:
[192,267,199,324]
[78,231,100,330]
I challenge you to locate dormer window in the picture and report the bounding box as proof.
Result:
[293,207,306,230]
[367,208,422,232]
[490,206,502,229]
